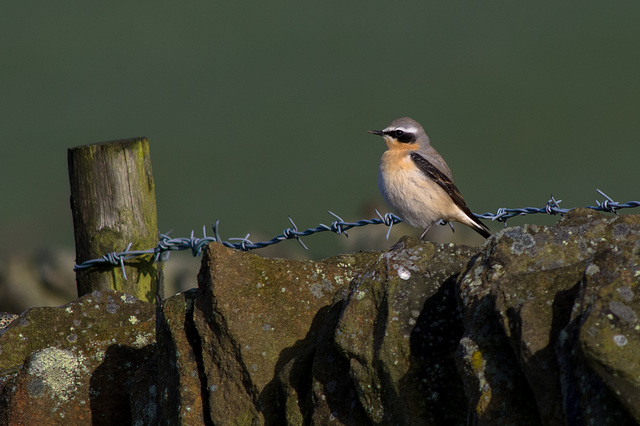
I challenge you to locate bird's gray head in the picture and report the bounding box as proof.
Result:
[368,117,430,147]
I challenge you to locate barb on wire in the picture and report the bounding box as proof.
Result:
[74,189,640,271]
[476,194,572,224]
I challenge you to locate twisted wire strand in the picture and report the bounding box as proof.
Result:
[74,189,639,271]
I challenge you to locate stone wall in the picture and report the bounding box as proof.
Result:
[0,209,638,425]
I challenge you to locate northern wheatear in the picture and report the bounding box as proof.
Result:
[369,117,490,240]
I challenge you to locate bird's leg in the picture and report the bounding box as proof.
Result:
[448,221,455,233]
[419,225,432,240]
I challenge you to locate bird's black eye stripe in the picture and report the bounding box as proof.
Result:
[384,129,416,143]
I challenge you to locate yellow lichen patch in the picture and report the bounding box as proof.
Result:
[470,350,492,414]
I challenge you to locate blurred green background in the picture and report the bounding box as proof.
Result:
[2,1,639,260]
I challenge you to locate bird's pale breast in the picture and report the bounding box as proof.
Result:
[378,150,460,228]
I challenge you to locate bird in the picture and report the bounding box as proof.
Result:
[368,117,490,240]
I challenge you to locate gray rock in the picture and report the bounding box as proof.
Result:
[457,209,640,425]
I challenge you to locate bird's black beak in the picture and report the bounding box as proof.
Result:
[368,129,384,136]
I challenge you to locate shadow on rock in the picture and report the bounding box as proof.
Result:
[90,343,156,425]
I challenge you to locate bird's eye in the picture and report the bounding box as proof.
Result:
[392,129,416,143]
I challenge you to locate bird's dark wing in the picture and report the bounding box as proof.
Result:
[410,151,490,238]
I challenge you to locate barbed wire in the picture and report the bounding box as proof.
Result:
[74,189,640,276]
[475,189,640,221]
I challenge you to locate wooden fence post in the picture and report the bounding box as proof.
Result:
[68,138,161,303]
